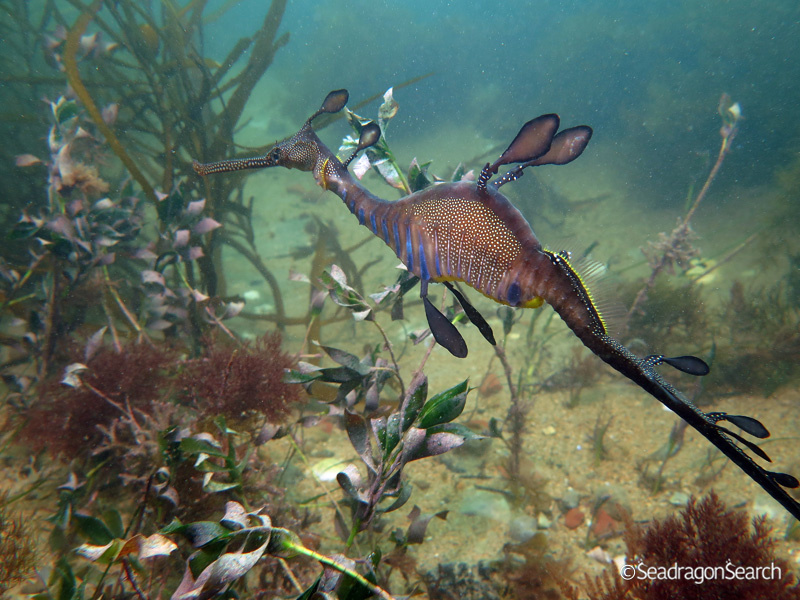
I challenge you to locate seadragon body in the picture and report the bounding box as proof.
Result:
[194,89,800,521]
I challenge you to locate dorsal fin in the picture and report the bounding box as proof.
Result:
[544,242,625,337]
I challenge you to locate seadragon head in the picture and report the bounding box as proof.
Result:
[193,89,380,189]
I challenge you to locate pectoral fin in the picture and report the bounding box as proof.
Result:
[423,294,468,358]
[444,282,496,346]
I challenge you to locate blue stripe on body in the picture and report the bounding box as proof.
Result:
[418,240,430,280]
[370,213,377,233]
[381,217,389,242]
[393,222,401,255]
[357,208,365,225]
[405,226,414,272]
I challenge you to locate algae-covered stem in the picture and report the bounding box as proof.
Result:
[279,532,397,600]
[494,343,529,501]
[628,95,741,318]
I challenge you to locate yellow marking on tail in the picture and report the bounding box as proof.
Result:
[544,247,607,333]
[319,158,331,190]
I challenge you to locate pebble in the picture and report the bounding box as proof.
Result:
[310,457,350,482]
[253,302,275,314]
[669,491,690,506]
[586,546,612,564]
[508,515,539,543]
[543,425,557,436]
[241,289,261,301]
[613,555,627,573]
[564,507,585,529]
[459,490,511,522]
[537,513,552,529]
[561,488,581,510]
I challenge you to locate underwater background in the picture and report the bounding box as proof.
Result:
[2,0,800,598]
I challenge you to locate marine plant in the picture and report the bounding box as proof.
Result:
[0,491,37,595]
[26,299,482,600]
[20,339,175,458]
[709,278,800,396]
[623,278,709,352]
[287,266,481,542]
[0,166,486,600]
[588,413,614,465]
[636,420,688,494]
[2,92,247,396]
[568,491,800,600]
[3,0,293,343]
[628,94,742,319]
[500,533,575,600]
[179,331,301,427]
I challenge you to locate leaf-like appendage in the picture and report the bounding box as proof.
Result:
[321,89,349,114]
[492,114,560,170]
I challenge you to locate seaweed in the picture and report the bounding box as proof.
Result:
[179,331,301,427]
[499,533,575,600]
[0,491,37,595]
[588,413,614,465]
[20,340,175,458]
[565,491,800,600]
[3,0,291,341]
[622,277,709,351]
[637,419,688,494]
[709,279,800,396]
[24,271,484,600]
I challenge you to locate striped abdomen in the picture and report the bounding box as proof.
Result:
[345,183,524,297]
[341,180,607,339]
